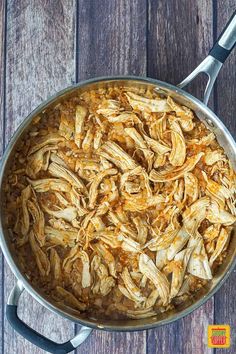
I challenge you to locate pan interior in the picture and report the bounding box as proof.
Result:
[0,77,236,331]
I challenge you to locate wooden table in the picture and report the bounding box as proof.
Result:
[0,1,235,353]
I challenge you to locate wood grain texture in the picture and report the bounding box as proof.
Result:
[4,0,76,143]
[147,300,214,354]
[77,0,147,80]
[76,1,147,353]
[3,1,76,353]
[147,2,214,354]
[147,0,213,103]
[214,1,236,133]
[0,1,6,353]
[214,2,236,354]
[0,0,5,156]
[76,330,146,354]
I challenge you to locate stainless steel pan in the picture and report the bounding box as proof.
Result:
[0,11,236,354]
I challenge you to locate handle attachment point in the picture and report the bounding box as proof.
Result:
[178,10,236,105]
[178,55,222,105]
[6,281,92,354]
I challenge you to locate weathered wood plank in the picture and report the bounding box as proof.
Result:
[76,0,147,352]
[0,0,5,159]
[0,1,6,353]
[214,1,236,134]
[77,0,147,80]
[147,300,214,354]
[213,2,236,353]
[147,1,214,353]
[4,1,76,353]
[4,0,76,143]
[147,0,213,103]
[77,330,146,354]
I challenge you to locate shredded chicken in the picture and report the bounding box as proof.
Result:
[4,86,235,320]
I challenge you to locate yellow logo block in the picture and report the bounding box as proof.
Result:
[208,325,230,348]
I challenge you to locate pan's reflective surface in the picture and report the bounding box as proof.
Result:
[0,76,236,331]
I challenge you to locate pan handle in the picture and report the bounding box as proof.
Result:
[178,10,236,105]
[6,281,93,354]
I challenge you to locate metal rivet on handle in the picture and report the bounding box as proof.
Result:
[206,119,215,127]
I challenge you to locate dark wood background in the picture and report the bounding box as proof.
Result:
[0,1,235,353]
